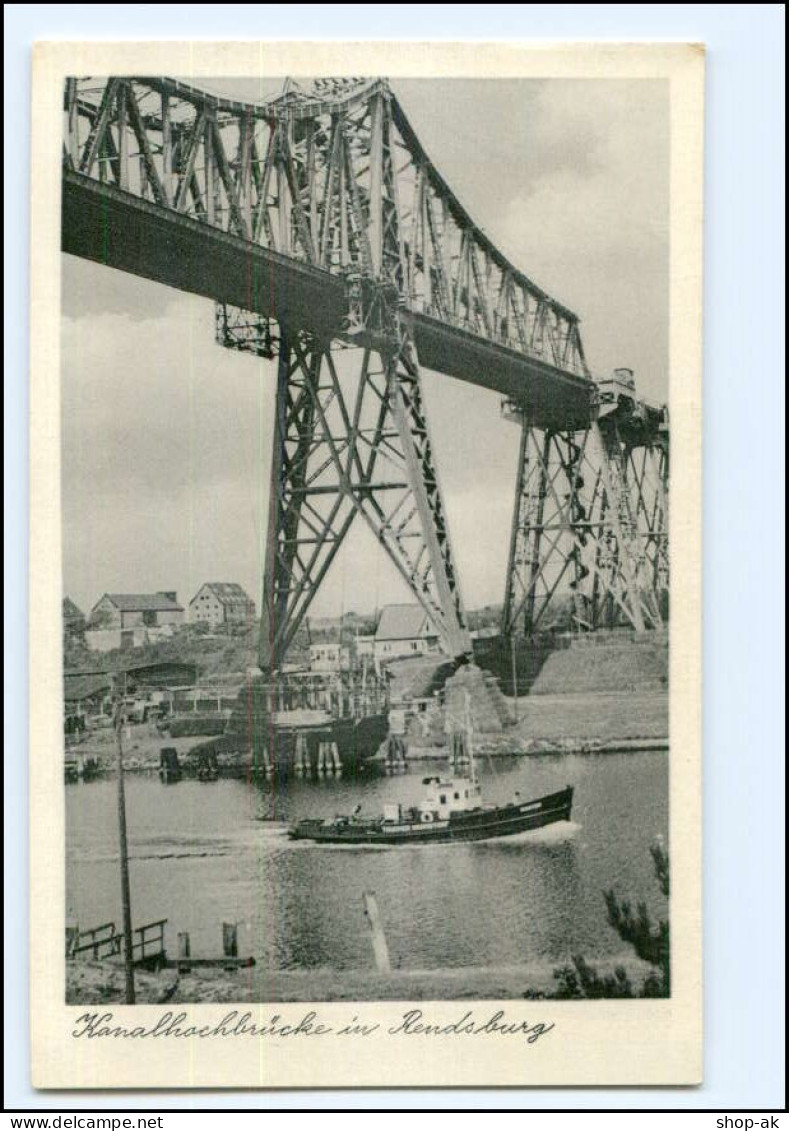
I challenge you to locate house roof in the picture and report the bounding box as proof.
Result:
[64,660,198,689]
[99,593,183,612]
[62,597,84,620]
[375,604,435,641]
[191,582,253,607]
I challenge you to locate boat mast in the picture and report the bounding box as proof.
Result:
[463,689,476,782]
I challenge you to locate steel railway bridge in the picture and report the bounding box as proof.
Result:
[62,76,669,670]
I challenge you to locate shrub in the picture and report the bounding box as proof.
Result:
[548,841,670,999]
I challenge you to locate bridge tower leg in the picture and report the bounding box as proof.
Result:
[258,320,470,672]
[501,412,668,638]
[625,433,670,619]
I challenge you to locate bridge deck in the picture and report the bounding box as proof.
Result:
[63,170,595,431]
[62,171,345,338]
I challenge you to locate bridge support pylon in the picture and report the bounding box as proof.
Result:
[254,317,470,671]
[501,400,669,638]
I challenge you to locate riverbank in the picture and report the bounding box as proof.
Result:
[66,725,203,773]
[403,736,668,760]
[406,689,668,758]
[510,690,668,743]
[67,954,657,1004]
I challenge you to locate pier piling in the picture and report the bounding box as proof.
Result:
[177,932,191,972]
[260,743,272,778]
[222,922,238,958]
[294,732,307,775]
[65,919,79,959]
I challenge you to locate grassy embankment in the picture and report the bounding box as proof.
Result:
[66,628,669,767]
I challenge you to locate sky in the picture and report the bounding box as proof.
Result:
[61,77,669,620]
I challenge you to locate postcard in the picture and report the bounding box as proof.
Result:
[30,39,703,1089]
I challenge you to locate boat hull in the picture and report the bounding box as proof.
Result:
[261,713,390,773]
[195,710,389,775]
[289,785,573,844]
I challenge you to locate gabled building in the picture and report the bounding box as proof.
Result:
[86,592,184,652]
[89,592,184,630]
[189,582,256,630]
[373,603,440,662]
[63,660,199,724]
[63,671,113,717]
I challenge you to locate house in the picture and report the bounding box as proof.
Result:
[63,671,114,720]
[89,592,184,630]
[62,597,86,641]
[373,604,440,662]
[86,592,184,652]
[189,583,256,631]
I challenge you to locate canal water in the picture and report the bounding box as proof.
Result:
[66,752,668,974]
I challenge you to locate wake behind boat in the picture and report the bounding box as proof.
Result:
[288,692,574,846]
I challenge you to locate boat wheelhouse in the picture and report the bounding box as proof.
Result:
[288,692,574,845]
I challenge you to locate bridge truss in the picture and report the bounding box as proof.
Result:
[62,75,669,667]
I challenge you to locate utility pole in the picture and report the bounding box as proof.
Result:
[113,672,135,1004]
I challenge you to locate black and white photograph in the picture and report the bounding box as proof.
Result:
[5,0,784,1109]
[60,71,672,1007]
[24,37,709,1091]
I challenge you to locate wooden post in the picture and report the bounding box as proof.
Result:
[294,732,305,775]
[510,634,519,724]
[65,919,79,959]
[362,892,391,974]
[113,674,136,1004]
[222,922,238,958]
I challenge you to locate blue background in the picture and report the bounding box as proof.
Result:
[4,4,785,1112]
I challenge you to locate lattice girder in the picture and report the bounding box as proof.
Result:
[65,75,590,380]
[260,321,470,671]
[502,417,668,637]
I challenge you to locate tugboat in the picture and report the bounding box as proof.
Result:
[193,662,390,778]
[288,694,573,845]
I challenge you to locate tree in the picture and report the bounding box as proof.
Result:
[551,841,670,999]
[88,605,114,630]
